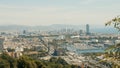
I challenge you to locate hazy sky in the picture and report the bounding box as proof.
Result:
[0,0,120,26]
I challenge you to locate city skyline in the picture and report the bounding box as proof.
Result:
[0,0,120,26]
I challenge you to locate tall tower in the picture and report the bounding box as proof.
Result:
[23,30,27,34]
[86,24,90,35]
[79,29,83,36]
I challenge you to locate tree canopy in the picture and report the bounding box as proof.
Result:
[0,53,80,68]
[105,15,120,30]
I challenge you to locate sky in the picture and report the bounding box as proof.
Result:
[0,0,120,26]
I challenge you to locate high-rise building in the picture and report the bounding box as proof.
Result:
[86,24,90,35]
[23,30,27,34]
[79,29,84,36]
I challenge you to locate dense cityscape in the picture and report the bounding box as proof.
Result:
[0,24,120,68]
[0,0,120,68]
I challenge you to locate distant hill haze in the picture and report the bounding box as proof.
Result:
[0,24,118,34]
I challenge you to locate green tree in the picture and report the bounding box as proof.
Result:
[35,61,44,68]
[0,60,10,68]
[106,15,120,30]
[17,56,37,68]
[0,53,17,68]
[105,16,120,67]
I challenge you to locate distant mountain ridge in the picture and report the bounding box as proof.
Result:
[0,24,118,34]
